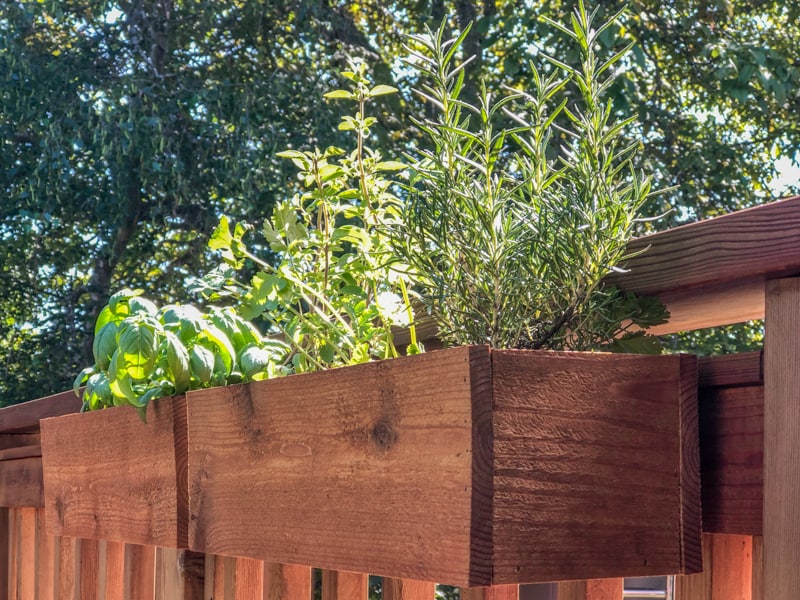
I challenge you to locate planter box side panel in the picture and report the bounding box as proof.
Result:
[490,351,701,583]
[0,454,43,507]
[41,397,187,548]
[187,346,491,586]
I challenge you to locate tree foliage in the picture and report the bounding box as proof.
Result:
[2,0,797,403]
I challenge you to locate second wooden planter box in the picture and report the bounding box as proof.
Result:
[40,346,699,585]
[185,346,700,586]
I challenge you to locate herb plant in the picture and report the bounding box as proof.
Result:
[73,288,288,420]
[395,2,667,351]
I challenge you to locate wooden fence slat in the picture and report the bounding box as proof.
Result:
[556,578,623,600]
[751,536,762,600]
[80,538,100,600]
[674,533,752,600]
[321,569,368,600]
[154,546,185,599]
[461,584,519,599]
[18,508,37,600]
[263,563,312,600]
[233,557,264,599]
[103,541,126,600]
[763,278,800,600]
[57,537,80,600]
[212,555,234,600]
[37,508,56,600]
[0,507,9,600]
[382,578,435,600]
[124,544,156,600]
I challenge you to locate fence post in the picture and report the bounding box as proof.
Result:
[763,278,800,600]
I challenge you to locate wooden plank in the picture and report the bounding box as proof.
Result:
[212,555,235,600]
[263,562,312,600]
[605,196,800,332]
[0,433,39,452]
[321,569,368,600]
[0,391,82,433]
[698,352,763,388]
[0,508,8,600]
[155,546,185,599]
[674,533,752,600]
[188,347,490,586]
[80,538,100,600]
[0,444,40,460]
[491,350,700,582]
[763,278,800,600]
[37,508,56,600]
[103,541,126,600]
[232,557,264,599]
[383,578,435,600]
[556,579,623,600]
[58,537,81,600]
[8,508,19,599]
[124,544,156,600]
[698,386,763,535]
[461,584,519,599]
[40,396,187,547]
[750,537,762,600]
[0,456,44,508]
[16,508,37,600]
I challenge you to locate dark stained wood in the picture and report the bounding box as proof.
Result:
[188,346,489,586]
[0,455,44,507]
[699,386,763,535]
[698,352,763,389]
[0,390,82,433]
[40,396,188,548]
[491,350,700,582]
[461,584,519,600]
[606,196,800,333]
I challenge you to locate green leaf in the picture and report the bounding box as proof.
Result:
[196,324,236,374]
[92,322,118,370]
[368,84,398,97]
[118,320,159,381]
[239,344,273,379]
[165,331,191,394]
[190,344,215,384]
[323,89,354,100]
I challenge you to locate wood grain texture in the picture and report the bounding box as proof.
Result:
[263,562,312,600]
[382,578,435,600]
[750,537,762,600]
[0,390,82,433]
[40,396,188,548]
[674,534,753,600]
[763,278,800,600]
[80,538,100,600]
[556,579,623,600]
[188,347,490,586]
[698,353,763,389]
[125,544,156,600]
[0,508,8,599]
[58,536,80,600]
[491,350,700,582]
[103,541,126,600]
[605,196,800,333]
[37,508,56,600]
[0,455,43,508]
[698,386,763,535]
[461,584,519,600]
[16,508,37,600]
[321,569,368,600]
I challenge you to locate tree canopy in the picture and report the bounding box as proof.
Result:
[1,0,797,404]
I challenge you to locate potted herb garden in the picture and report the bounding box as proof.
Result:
[40,3,700,587]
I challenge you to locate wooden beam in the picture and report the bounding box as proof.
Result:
[0,391,82,433]
[674,533,753,600]
[762,278,800,600]
[556,579,623,600]
[698,352,762,388]
[606,196,800,332]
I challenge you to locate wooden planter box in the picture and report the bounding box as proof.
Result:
[40,396,188,548]
[185,346,701,586]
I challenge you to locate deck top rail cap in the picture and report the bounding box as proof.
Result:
[0,390,82,433]
[608,195,800,296]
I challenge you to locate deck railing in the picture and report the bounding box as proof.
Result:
[3,195,800,599]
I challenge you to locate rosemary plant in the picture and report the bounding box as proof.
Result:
[395,2,667,350]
